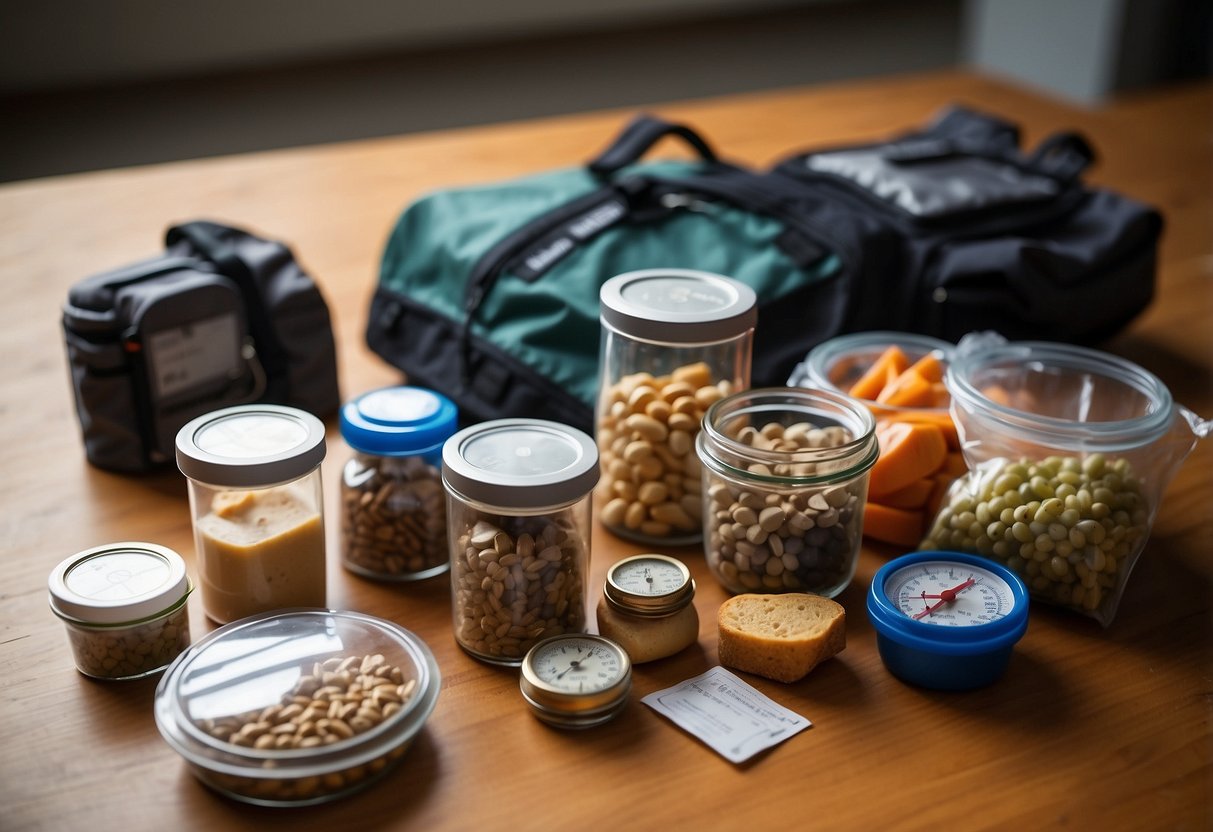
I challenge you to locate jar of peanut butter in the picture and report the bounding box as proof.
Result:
[175,404,327,623]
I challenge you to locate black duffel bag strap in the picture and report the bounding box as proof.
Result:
[165,221,291,401]
[1027,131,1096,182]
[588,113,718,178]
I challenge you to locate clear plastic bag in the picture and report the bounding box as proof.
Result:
[920,335,1210,626]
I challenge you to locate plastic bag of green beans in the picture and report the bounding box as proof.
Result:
[920,338,1209,626]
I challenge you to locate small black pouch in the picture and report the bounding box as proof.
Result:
[63,221,339,472]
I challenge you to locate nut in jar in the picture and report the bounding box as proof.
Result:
[696,389,878,597]
[339,387,458,581]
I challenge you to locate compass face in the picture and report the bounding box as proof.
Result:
[527,636,628,694]
[885,560,1017,627]
[609,556,689,597]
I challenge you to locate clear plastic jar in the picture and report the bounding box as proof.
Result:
[597,269,756,545]
[339,386,457,581]
[175,404,327,624]
[442,418,599,666]
[922,340,1209,625]
[696,388,878,597]
[49,542,193,680]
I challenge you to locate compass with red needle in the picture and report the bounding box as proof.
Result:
[867,551,1030,690]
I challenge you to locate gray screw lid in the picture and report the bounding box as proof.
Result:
[599,269,757,343]
[442,419,599,509]
[175,404,326,488]
[49,542,190,625]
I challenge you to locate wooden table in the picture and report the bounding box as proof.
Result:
[2,71,1209,831]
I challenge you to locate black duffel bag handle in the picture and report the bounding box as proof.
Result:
[587,114,718,177]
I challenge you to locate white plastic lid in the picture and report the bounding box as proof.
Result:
[442,418,599,509]
[175,404,326,487]
[49,542,190,625]
[599,269,757,343]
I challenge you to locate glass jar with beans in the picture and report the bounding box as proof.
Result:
[921,340,1209,626]
[339,386,458,581]
[695,388,879,597]
[442,418,599,666]
[596,269,756,545]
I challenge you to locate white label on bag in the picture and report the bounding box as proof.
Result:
[146,313,242,399]
[642,666,811,763]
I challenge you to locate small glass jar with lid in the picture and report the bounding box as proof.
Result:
[696,388,878,597]
[339,386,458,581]
[175,404,327,624]
[442,418,599,666]
[596,553,699,663]
[596,269,757,546]
[48,542,193,680]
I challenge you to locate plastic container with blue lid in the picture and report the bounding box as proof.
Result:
[339,386,458,581]
[867,550,1029,691]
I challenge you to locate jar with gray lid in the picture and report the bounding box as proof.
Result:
[596,269,756,545]
[49,542,193,680]
[175,404,327,624]
[442,418,599,666]
[339,386,458,582]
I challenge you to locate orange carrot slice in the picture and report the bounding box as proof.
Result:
[941,451,968,477]
[905,353,944,383]
[863,502,925,547]
[869,421,948,497]
[848,346,910,400]
[876,370,935,407]
[873,477,934,509]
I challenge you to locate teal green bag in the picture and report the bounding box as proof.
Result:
[366,115,847,433]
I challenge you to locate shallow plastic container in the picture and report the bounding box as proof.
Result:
[154,609,440,806]
[795,330,954,418]
[696,388,879,597]
[922,340,1209,625]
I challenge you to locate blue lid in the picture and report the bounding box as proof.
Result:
[340,386,458,456]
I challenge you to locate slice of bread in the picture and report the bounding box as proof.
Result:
[717,593,846,683]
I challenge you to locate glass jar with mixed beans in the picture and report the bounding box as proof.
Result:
[696,388,879,597]
[339,386,458,581]
[596,269,756,546]
[442,418,599,666]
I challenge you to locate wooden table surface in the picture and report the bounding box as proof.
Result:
[1,70,1210,831]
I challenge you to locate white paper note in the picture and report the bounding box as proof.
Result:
[642,666,811,763]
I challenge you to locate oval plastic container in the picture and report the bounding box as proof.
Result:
[797,330,954,418]
[922,340,1209,625]
[154,609,440,806]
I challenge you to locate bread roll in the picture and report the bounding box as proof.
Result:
[716,593,845,683]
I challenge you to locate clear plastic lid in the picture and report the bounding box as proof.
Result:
[442,418,599,509]
[48,542,190,625]
[340,386,458,457]
[154,609,440,780]
[176,404,326,488]
[599,269,757,343]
